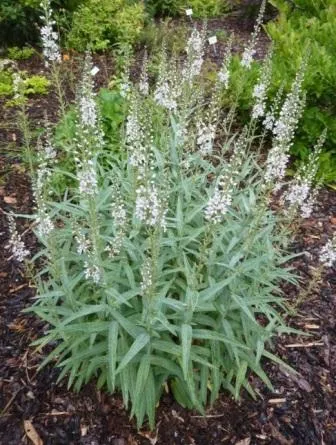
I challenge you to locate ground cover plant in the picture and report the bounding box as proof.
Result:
[2,0,336,441]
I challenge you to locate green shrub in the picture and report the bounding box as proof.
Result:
[66,0,145,51]
[0,67,49,98]
[0,0,40,46]
[144,0,183,17]
[145,0,229,17]
[265,1,336,183]
[7,46,35,60]
[189,0,230,18]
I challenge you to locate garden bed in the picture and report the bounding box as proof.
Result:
[1,12,336,445]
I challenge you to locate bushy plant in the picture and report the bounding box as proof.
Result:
[7,46,35,60]
[265,0,336,183]
[0,66,49,99]
[144,0,184,17]
[145,0,229,17]
[21,24,319,428]
[0,0,40,46]
[189,0,230,18]
[66,0,145,51]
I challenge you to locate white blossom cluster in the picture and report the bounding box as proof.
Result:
[79,54,98,128]
[196,121,216,156]
[241,0,266,69]
[6,213,29,262]
[125,95,150,171]
[205,131,246,223]
[33,121,57,238]
[319,234,336,268]
[12,72,24,100]
[75,230,91,255]
[135,182,167,230]
[218,36,233,89]
[84,263,101,284]
[265,64,306,189]
[204,177,234,223]
[106,188,127,257]
[40,0,61,67]
[182,27,205,83]
[154,81,179,111]
[139,50,149,96]
[252,51,272,120]
[282,130,326,217]
[77,159,98,197]
[140,257,153,295]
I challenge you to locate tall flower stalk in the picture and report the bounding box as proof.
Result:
[265,61,306,191]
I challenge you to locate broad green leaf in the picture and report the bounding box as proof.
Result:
[116,333,150,374]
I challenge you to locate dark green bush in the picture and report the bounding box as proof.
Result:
[66,0,145,51]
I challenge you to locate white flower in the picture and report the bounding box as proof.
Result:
[135,182,167,230]
[6,214,29,262]
[319,235,336,268]
[75,231,91,255]
[182,27,205,83]
[40,1,61,67]
[84,262,101,284]
[263,112,276,131]
[240,0,266,69]
[252,102,266,120]
[79,96,97,128]
[120,81,131,98]
[252,51,273,120]
[111,200,127,227]
[196,121,216,156]
[36,210,54,237]
[218,69,230,88]
[241,48,256,69]
[154,81,178,111]
[265,63,306,188]
[12,72,24,100]
[141,257,153,295]
[139,50,149,96]
[205,185,233,224]
[78,160,98,197]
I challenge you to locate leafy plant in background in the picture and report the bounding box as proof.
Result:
[188,0,230,18]
[0,68,49,99]
[0,0,40,46]
[145,0,230,17]
[265,0,336,183]
[66,0,145,51]
[7,46,35,60]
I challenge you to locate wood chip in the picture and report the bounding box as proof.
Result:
[4,196,17,204]
[285,341,324,348]
[235,439,251,445]
[268,398,286,404]
[24,420,43,445]
[304,324,320,329]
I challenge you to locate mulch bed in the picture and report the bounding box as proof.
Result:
[1,12,335,445]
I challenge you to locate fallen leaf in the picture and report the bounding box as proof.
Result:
[4,196,17,204]
[24,420,43,445]
[269,424,293,445]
